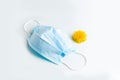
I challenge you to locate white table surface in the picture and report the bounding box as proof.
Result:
[0,0,120,80]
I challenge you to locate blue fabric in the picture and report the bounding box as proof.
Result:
[27,25,74,64]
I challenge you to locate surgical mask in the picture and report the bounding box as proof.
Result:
[24,20,87,70]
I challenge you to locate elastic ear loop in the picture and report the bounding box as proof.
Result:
[23,20,40,36]
[62,52,87,71]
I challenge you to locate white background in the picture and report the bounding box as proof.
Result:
[0,0,120,80]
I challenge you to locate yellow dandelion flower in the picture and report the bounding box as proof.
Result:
[72,30,87,43]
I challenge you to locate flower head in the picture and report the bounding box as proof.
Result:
[72,30,87,43]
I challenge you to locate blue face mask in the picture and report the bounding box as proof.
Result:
[24,20,87,70]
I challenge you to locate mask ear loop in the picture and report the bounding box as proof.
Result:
[23,20,40,36]
[62,52,87,71]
